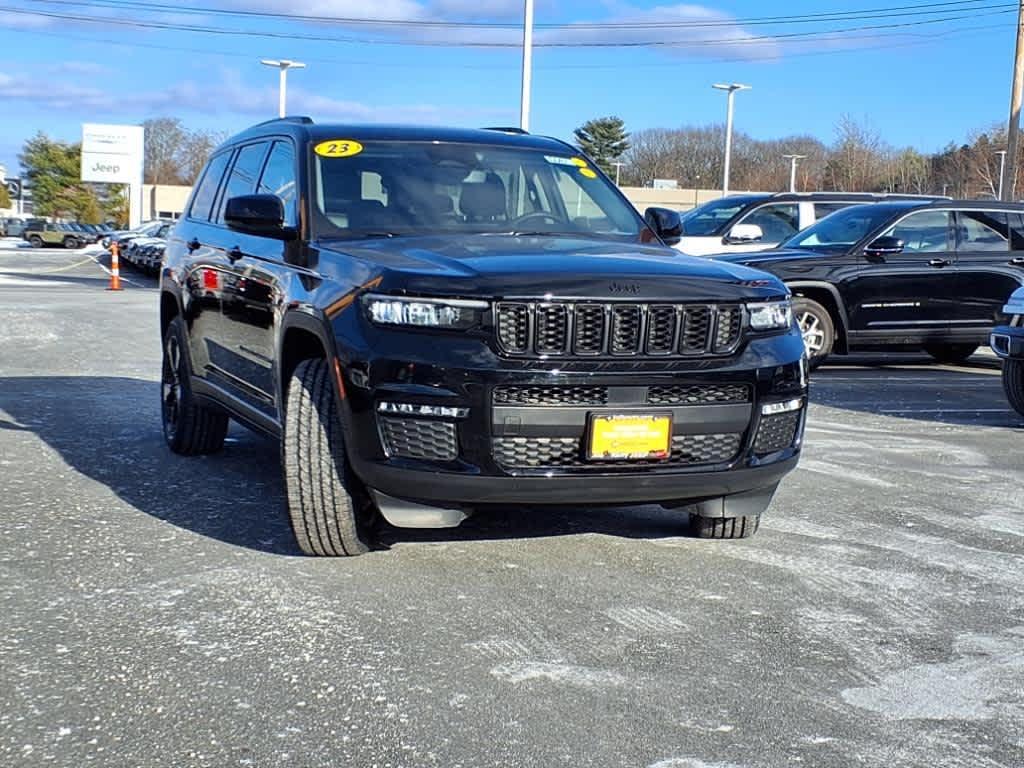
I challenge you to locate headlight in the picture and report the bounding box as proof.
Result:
[746,300,793,331]
[363,294,487,330]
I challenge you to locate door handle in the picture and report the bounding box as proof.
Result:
[928,258,951,268]
[227,246,244,263]
[1009,256,1024,266]
[187,238,200,252]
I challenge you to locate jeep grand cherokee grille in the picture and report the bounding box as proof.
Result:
[495,302,743,357]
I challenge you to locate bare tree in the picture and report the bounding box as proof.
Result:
[181,129,227,186]
[143,117,187,185]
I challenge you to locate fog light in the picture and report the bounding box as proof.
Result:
[761,397,803,416]
[377,402,469,419]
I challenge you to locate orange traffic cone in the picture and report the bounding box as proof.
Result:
[108,241,123,291]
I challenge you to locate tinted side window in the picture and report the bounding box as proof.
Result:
[1009,213,1024,251]
[189,152,231,222]
[739,203,799,242]
[883,211,952,253]
[217,143,270,223]
[956,210,1009,252]
[814,202,856,221]
[257,141,298,227]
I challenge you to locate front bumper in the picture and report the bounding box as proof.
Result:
[990,324,1024,360]
[335,318,808,511]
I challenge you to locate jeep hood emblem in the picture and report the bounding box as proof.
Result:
[609,282,641,294]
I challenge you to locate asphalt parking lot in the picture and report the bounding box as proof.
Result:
[1,241,1022,768]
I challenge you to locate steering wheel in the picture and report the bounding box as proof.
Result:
[508,212,567,228]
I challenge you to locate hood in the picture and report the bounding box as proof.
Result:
[709,248,835,266]
[319,234,787,302]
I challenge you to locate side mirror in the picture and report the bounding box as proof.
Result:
[864,235,904,258]
[644,207,683,246]
[224,194,294,239]
[725,223,763,244]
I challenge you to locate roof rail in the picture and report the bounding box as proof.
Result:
[482,126,529,134]
[250,115,314,128]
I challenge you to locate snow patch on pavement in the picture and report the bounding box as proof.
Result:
[490,661,626,688]
[841,627,1024,720]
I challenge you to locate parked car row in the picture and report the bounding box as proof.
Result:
[120,236,167,275]
[21,220,115,249]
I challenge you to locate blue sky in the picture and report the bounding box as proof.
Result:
[0,0,1018,174]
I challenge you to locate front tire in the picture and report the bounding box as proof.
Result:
[1004,359,1024,417]
[793,297,835,370]
[28,235,43,248]
[161,317,229,455]
[282,358,379,556]
[63,236,79,249]
[691,514,760,539]
[924,343,977,365]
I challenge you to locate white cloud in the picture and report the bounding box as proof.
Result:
[0,66,512,124]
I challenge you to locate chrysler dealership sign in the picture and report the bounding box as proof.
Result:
[81,123,144,226]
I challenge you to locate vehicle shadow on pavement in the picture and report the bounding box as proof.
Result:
[813,355,1022,428]
[0,375,301,556]
[0,375,696,557]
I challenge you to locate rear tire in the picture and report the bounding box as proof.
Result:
[793,297,835,370]
[161,317,229,455]
[1004,359,1024,417]
[63,236,79,249]
[28,235,43,248]
[691,514,760,540]
[924,343,977,365]
[282,358,379,556]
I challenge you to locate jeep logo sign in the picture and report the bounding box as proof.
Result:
[80,123,143,185]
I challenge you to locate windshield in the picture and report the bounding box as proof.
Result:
[783,204,901,250]
[312,141,644,241]
[680,197,759,236]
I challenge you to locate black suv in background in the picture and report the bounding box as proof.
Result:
[160,118,808,556]
[715,200,1024,367]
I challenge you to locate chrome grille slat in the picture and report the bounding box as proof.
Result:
[495,301,743,358]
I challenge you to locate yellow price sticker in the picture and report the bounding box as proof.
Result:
[579,167,598,179]
[314,139,364,158]
[570,157,588,167]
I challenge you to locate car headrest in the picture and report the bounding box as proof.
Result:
[459,173,507,220]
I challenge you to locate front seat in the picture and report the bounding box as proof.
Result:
[459,173,508,223]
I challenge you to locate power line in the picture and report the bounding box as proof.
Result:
[0,18,1008,71]
[0,4,1013,48]
[18,0,1013,30]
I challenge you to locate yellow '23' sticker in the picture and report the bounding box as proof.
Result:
[579,168,598,179]
[314,139,364,158]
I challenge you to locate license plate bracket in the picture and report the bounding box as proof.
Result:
[587,413,673,461]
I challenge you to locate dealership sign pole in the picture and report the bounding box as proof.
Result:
[80,123,145,229]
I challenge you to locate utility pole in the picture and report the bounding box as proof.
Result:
[996,149,1008,199]
[261,59,306,118]
[712,83,750,196]
[519,0,534,131]
[1003,1,1024,201]
[782,154,806,193]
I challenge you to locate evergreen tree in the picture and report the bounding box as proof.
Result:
[18,133,102,220]
[574,117,630,178]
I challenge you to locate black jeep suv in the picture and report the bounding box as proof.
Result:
[159,118,807,556]
[714,200,1024,367]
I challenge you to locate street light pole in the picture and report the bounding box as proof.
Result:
[712,83,750,197]
[261,59,306,118]
[612,162,624,186]
[519,0,534,131]
[996,149,1008,199]
[1003,0,1024,201]
[782,154,806,193]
